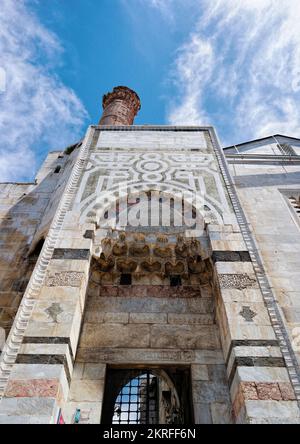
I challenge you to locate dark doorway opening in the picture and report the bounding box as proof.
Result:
[120,273,132,285]
[101,367,193,424]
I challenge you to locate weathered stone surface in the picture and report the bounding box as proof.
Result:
[208,364,228,383]
[224,302,271,326]
[5,379,59,398]
[97,285,202,298]
[244,400,300,419]
[256,383,282,401]
[83,364,106,380]
[79,323,150,348]
[193,403,212,424]
[103,312,129,323]
[237,366,290,383]
[0,397,57,416]
[212,251,251,262]
[0,415,44,424]
[72,363,84,380]
[87,296,214,314]
[9,363,64,380]
[240,382,258,400]
[76,348,197,364]
[211,402,233,424]
[150,325,220,349]
[84,312,105,323]
[129,313,167,324]
[195,350,225,364]
[191,364,209,381]
[167,313,214,325]
[278,382,296,401]
[68,380,104,402]
[193,381,231,403]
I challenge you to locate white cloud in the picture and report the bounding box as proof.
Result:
[164,0,300,143]
[168,35,214,125]
[0,0,88,182]
[147,0,175,18]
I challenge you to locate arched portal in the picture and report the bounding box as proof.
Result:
[63,190,233,424]
[101,368,191,424]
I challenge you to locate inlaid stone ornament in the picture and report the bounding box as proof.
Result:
[239,306,257,322]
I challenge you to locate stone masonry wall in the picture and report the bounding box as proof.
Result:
[0,148,79,342]
[0,127,299,424]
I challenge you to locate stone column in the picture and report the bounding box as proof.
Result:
[98,86,141,126]
[209,224,299,424]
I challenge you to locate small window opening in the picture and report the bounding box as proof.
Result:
[120,273,132,285]
[54,165,61,174]
[170,275,182,287]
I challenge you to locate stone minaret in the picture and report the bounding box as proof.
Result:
[99,85,141,126]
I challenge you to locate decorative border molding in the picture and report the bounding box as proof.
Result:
[0,126,95,399]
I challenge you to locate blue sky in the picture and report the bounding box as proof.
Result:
[1,0,300,181]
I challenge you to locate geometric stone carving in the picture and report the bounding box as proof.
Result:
[45,272,85,287]
[45,303,63,323]
[218,274,257,290]
[239,306,257,322]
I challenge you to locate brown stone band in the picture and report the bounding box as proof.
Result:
[212,251,252,262]
[225,339,279,366]
[16,354,71,385]
[22,336,74,361]
[5,378,60,399]
[234,382,296,413]
[228,356,286,388]
[52,248,90,260]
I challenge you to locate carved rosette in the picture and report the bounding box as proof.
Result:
[99,86,141,126]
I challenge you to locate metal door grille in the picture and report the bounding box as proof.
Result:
[112,371,158,424]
